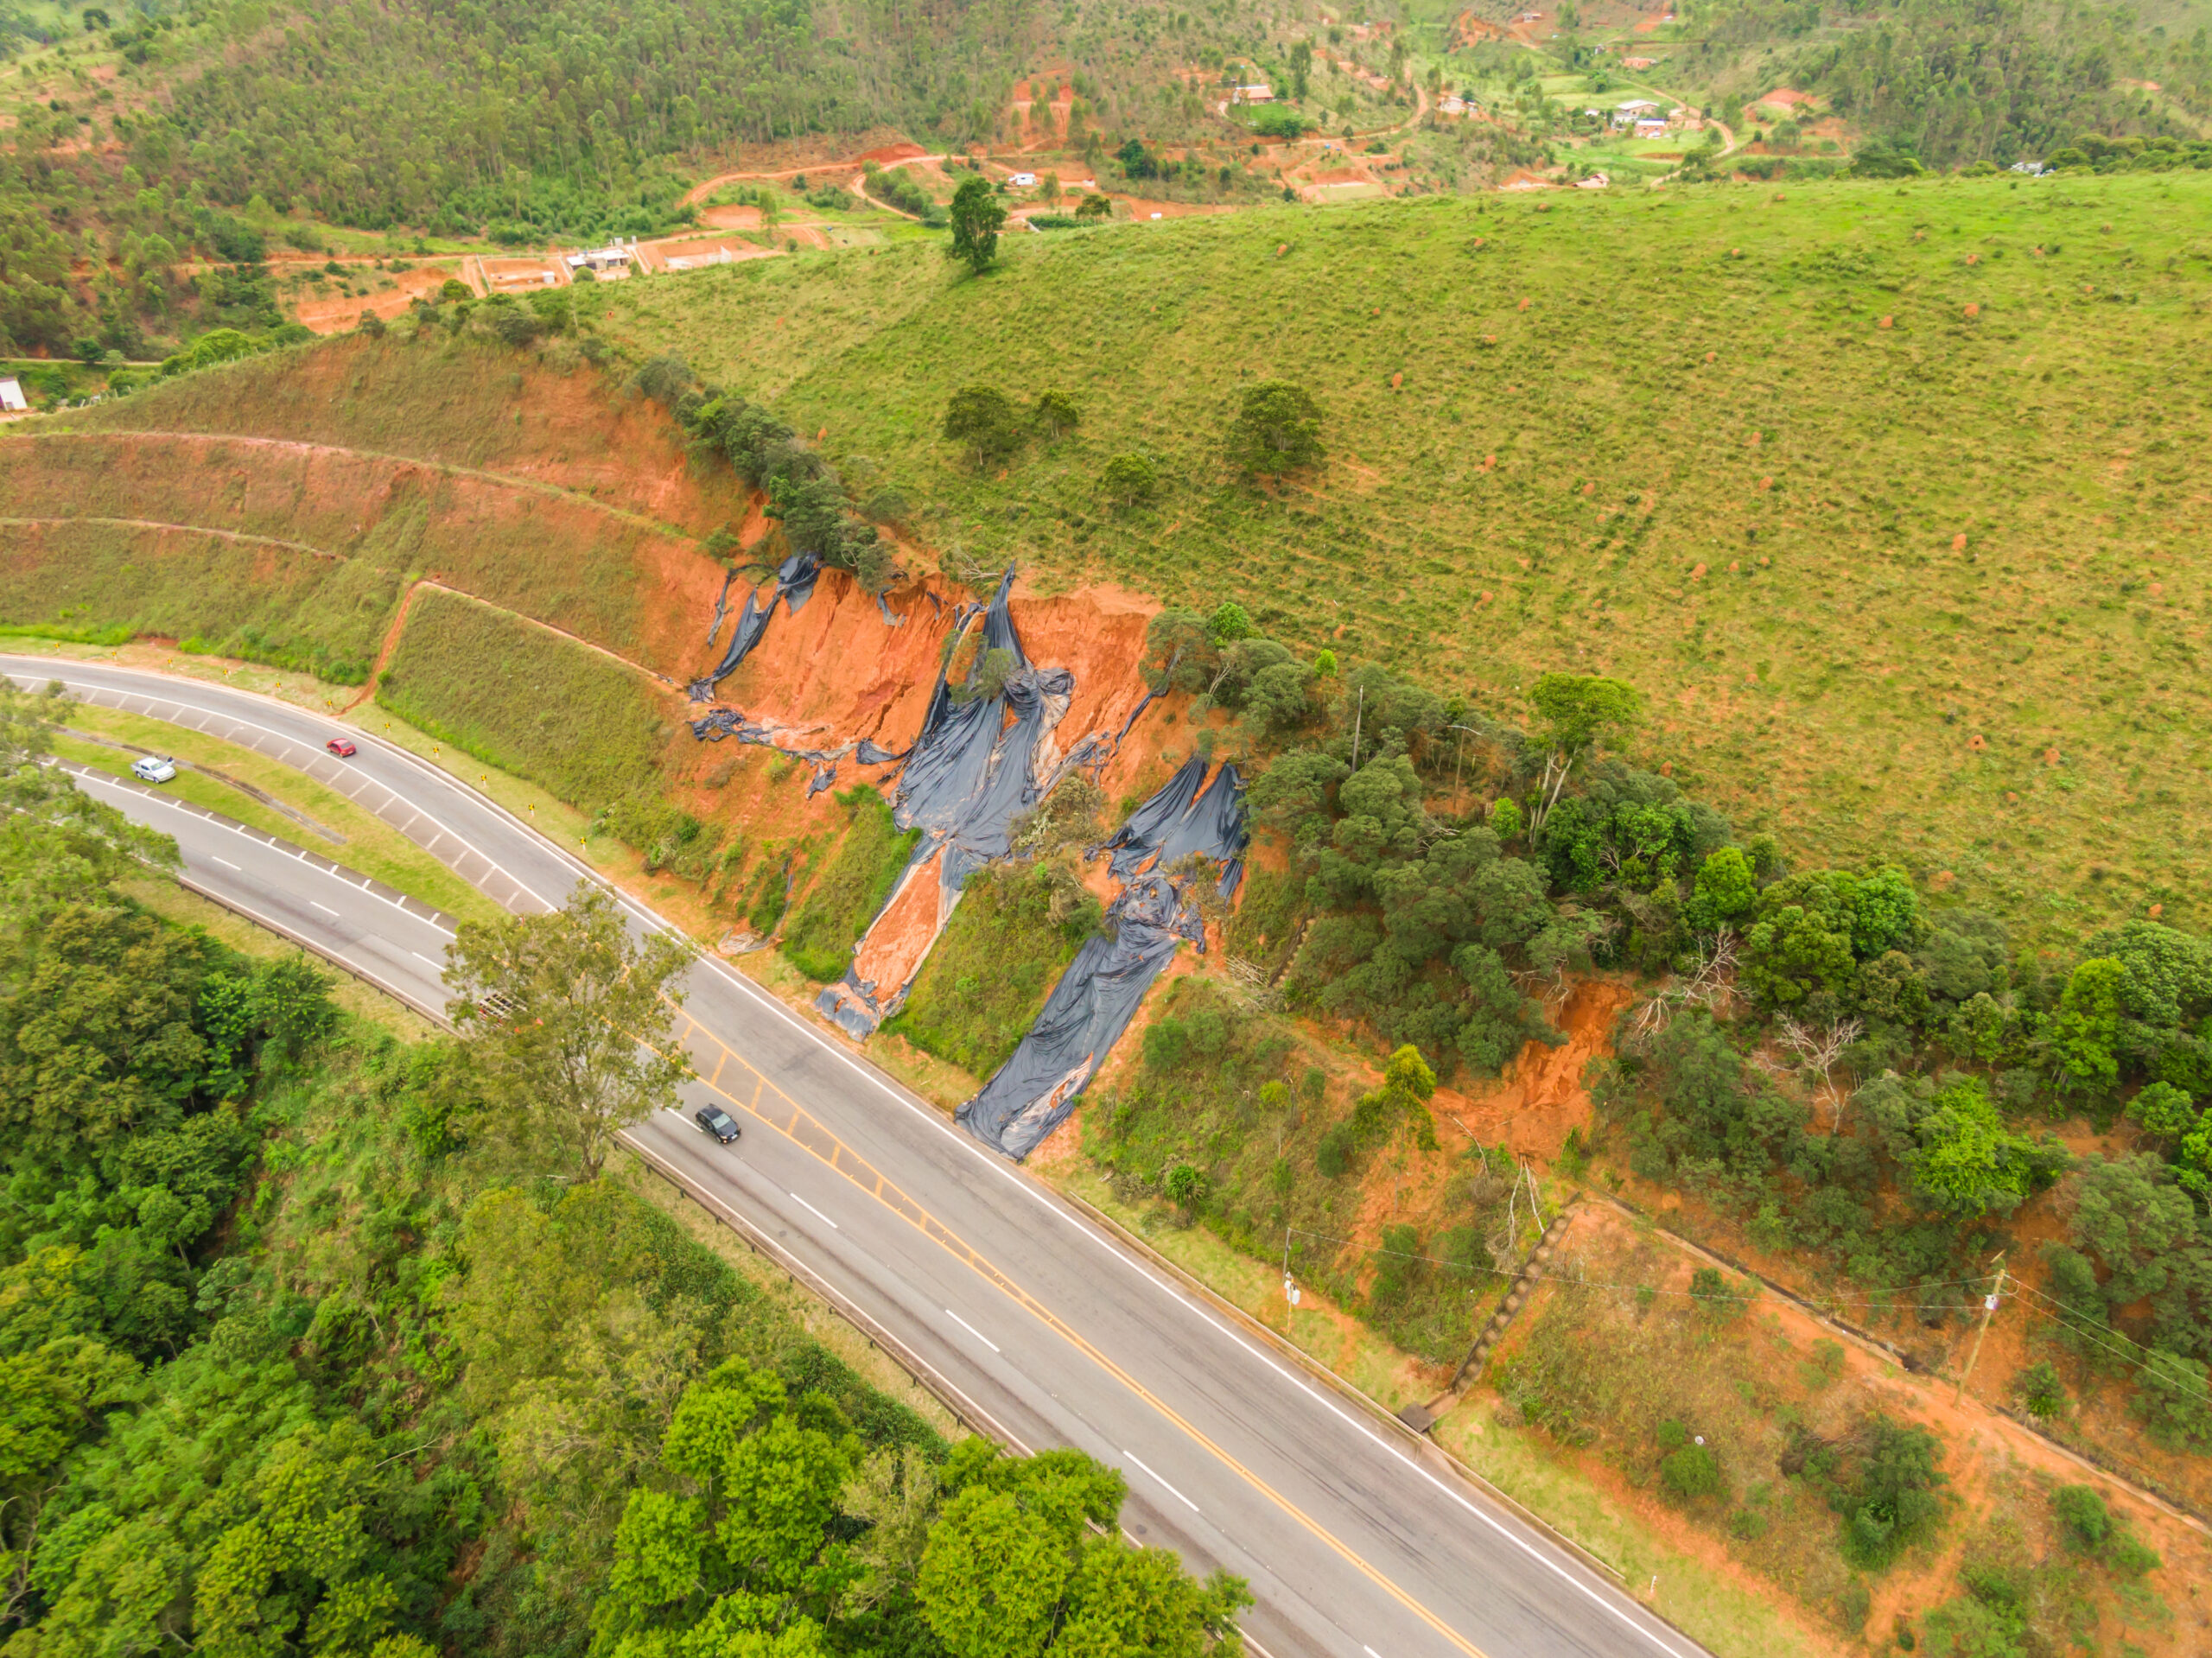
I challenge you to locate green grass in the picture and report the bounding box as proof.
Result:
[375,586,668,816]
[0,516,400,682]
[779,785,922,981]
[597,168,2212,947]
[28,332,757,665]
[1084,975,1520,1365]
[881,862,1094,1078]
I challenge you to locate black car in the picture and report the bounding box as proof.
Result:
[696,1105,741,1145]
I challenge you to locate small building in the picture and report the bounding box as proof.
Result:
[1635,118,1669,138]
[1616,98,1661,115]
[0,378,26,413]
[1231,81,1274,103]
[1577,172,1611,188]
[1010,171,1038,187]
[1438,94,1466,113]
[565,243,635,276]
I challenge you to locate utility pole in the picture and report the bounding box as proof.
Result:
[1955,1251,2007,1405]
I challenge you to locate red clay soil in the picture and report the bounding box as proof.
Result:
[293,265,461,334]
[850,847,953,999]
[1471,1204,2212,1656]
[1433,979,1637,1161]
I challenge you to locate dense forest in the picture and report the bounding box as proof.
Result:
[0,677,1244,1657]
[1681,0,2212,165]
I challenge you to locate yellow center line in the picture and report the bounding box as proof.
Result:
[665,1022,1493,1658]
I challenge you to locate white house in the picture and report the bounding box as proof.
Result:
[1010,171,1038,187]
[0,377,25,413]
[1634,118,1669,138]
[565,242,635,276]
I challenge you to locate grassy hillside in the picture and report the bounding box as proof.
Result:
[376,585,671,812]
[597,168,2212,944]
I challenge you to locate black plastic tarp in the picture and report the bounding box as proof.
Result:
[687,553,821,701]
[1094,757,1247,895]
[956,873,1200,1159]
[892,569,1072,893]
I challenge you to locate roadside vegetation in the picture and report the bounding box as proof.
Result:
[781,785,923,981]
[0,677,1246,1657]
[375,585,669,812]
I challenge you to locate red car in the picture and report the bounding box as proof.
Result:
[326,737,358,758]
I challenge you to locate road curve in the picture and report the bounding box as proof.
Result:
[5,655,1713,1658]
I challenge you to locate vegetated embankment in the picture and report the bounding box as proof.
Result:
[595,168,2212,946]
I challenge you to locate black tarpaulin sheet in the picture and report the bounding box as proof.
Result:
[687,554,822,701]
[1094,757,1247,894]
[891,569,1071,893]
[1153,761,1249,899]
[957,873,1197,1159]
[1096,755,1207,880]
[705,569,736,649]
[855,739,907,765]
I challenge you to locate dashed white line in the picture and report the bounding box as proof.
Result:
[787,1191,839,1230]
[944,1308,1001,1353]
[310,900,339,916]
[1125,1452,1200,1514]
[212,856,240,870]
[412,950,443,968]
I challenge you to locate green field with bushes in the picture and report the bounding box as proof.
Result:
[595,168,2212,946]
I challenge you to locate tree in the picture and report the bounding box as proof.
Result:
[917,1448,1247,1658]
[443,884,693,1181]
[1074,193,1114,219]
[1102,453,1158,506]
[2052,956,2126,1095]
[944,384,1023,465]
[1525,673,1640,835]
[1224,380,1324,478]
[947,175,1007,275]
[1033,389,1079,436]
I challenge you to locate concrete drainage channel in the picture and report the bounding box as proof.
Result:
[1396,1198,1580,1436]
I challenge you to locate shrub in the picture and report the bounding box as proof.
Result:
[1225,378,1325,476]
[1164,1163,1210,1211]
[438,276,472,302]
[1660,1443,1721,1500]
[1315,1121,1356,1178]
[2051,1484,2109,1549]
[943,384,1023,463]
[2010,1359,2067,1419]
[1103,453,1159,505]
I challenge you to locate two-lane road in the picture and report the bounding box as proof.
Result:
[6,656,1711,1658]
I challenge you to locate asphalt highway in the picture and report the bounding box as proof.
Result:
[7,656,1714,1658]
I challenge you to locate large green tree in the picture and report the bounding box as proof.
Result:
[444,884,693,1181]
[947,176,1008,276]
[1224,381,1325,478]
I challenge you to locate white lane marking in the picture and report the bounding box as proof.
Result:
[310,900,339,916]
[787,1191,839,1230]
[412,951,443,968]
[945,1308,1001,1353]
[29,662,1688,1656]
[10,665,553,910]
[677,950,1700,1655]
[60,759,459,937]
[1126,1452,1200,1514]
[1365,1647,1383,1658]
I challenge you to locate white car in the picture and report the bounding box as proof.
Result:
[130,754,177,784]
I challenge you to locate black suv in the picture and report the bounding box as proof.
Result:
[695,1105,741,1145]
